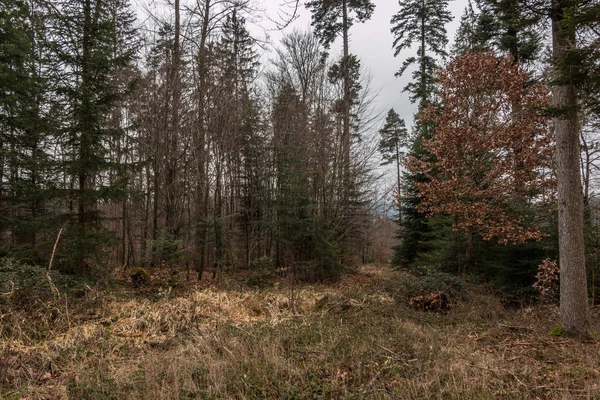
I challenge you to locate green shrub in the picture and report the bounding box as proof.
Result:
[401,271,467,301]
[246,269,274,288]
[251,256,274,271]
[0,257,87,304]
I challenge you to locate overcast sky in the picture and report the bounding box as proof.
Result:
[255,0,470,129]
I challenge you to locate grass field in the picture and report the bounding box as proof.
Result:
[1,264,599,399]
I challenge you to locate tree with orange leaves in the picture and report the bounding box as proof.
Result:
[406,51,555,275]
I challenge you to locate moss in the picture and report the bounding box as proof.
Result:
[550,325,564,337]
[128,267,150,287]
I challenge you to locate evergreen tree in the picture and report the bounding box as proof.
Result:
[305,0,375,53]
[390,0,451,269]
[547,0,598,337]
[393,127,430,268]
[215,8,263,272]
[378,108,407,193]
[0,0,58,261]
[452,0,480,55]
[474,0,543,65]
[50,0,137,272]
[391,0,452,106]
[474,0,599,338]
[0,0,34,244]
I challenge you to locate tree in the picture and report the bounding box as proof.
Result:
[267,29,350,279]
[306,0,375,243]
[50,0,137,271]
[378,108,407,193]
[0,0,61,261]
[407,51,554,275]
[389,0,452,269]
[390,0,452,106]
[474,0,543,65]
[305,0,375,54]
[452,0,479,55]
[549,0,597,336]
[468,0,598,337]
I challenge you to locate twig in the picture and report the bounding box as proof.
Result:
[376,343,418,364]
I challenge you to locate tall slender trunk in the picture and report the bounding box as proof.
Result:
[464,228,473,278]
[194,0,211,280]
[342,0,350,190]
[420,0,426,106]
[77,0,93,270]
[152,156,159,266]
[396,143,402,224]
[213,153,223,279]
[551,0,591,336]
[340,0,352,259]
[165,0,181,239]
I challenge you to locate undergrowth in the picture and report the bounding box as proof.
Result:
[1,262,599,399]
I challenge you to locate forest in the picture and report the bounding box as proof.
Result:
[1,0,600,398]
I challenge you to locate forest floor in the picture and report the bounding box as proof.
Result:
[1,263,600,399]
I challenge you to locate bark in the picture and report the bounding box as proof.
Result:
[77,0,92,269]
[194,0,211,280]
[552,0,591,337]
[165,0,181,237]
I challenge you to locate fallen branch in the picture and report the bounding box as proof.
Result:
[47,226,65,300]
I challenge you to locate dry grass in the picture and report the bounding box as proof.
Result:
[2,264,600,399]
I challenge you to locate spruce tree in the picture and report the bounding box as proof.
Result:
[0,0,57,260]
[474,0,542,65]
[390,0,452,106]
[50,0,137,272]
[378,108,407,193]
[215,8,262,272]
[452,0,480,55]
[390,0,451,268]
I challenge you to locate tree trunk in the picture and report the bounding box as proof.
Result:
[77,0,93,270]
[340,0,351,259]
[194,0,211,280]
[165,0,181,240]
[464,228,473,278]
[551,0,591,337]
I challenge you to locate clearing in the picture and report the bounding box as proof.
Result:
[1,264,599,399]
